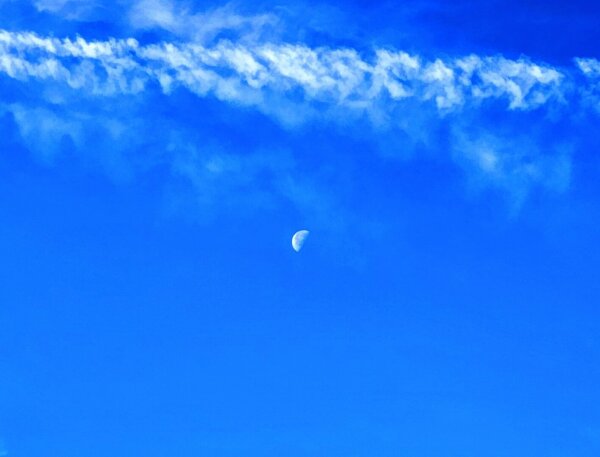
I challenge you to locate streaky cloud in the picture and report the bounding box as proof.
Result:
[1,25,595,210]
[0,29,570,114]
[575,57,600,113]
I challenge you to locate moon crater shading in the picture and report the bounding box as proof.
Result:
[292,230,310,252]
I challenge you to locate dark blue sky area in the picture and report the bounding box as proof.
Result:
[2,0,600,61]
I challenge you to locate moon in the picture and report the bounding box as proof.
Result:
[291,230,310,252]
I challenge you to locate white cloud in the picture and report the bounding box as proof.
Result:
[576,58,600,77]
[0,29,568,115]
[452,130,572,206]
[129,0,278,44]
[129,0,179,32]
[575,57,600,113]
[0,27,584,206]
[9,104,83,162]
[34,0,74,12]
[32,0,100,20]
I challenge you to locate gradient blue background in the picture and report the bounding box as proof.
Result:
[1,1,600,456]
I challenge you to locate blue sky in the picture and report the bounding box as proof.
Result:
[1,0,600,456]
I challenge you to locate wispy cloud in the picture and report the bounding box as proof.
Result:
[575,58,600,113]
[0,29,568,112]
[0,15,596,215]
[129,0,278,44]
[31,0,102,21]
[452,129,572,207]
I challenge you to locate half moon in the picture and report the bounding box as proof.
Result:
[291,230,310,252]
